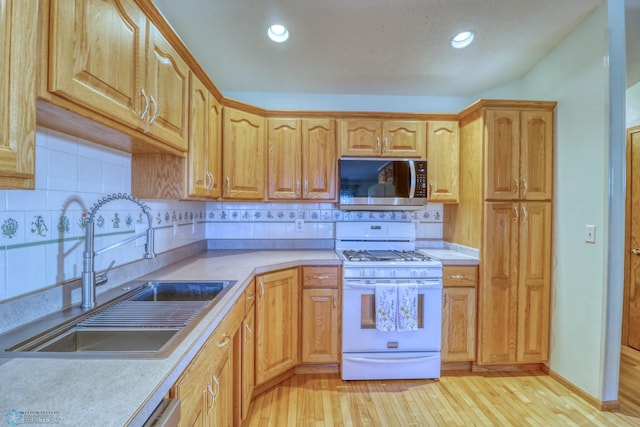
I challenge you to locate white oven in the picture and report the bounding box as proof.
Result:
[336,222,443,381]
[341,278,442,380]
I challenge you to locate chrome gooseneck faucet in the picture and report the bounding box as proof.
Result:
[81,193,155,309]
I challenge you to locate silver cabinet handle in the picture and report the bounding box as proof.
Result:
[333,290,337,308]
[140,88,149,120]
[259,279,264,297]
[384,137,389,151]
[514,178,520,196]
[149,95,158,125]
[244,322,252,339]
[631,248,640,255]
[513,206,519,222]
[304,180,308,194]
[211,374,220,399]
[429,181,434,199]
[521,206,528,224]
[296,180,300,193]
[217,332,231,348]
[207,383,215,401]
[313,275,329,280]
[226,176,230,192]
[450,274,465,280]
[377,137,381,152]
[522,178,528,197]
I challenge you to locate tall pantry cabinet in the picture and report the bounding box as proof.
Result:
[445,100,555,366]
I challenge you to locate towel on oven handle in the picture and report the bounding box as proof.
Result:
[397,282,419,331]
[375,283,397,331]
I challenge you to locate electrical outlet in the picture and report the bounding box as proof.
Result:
[295,218,304,232]
[172,220,178,238]
[585,224,596,243]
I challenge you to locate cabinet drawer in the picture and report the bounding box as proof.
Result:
[245,280,256,310]
[302,266,339,288]
[443,265,478,287]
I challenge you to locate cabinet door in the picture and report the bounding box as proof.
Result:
[382,120,426,158]
[145,22,189,151]
[339,119,381,156]
[187,74,210,197]
[427,121,459,202]
[301,288,339,364]
[172,352,207,427]
[255,268,299,385]
[442,287,476,362]
[48,0,145,129]
[268,118,301,199]
[484,110,520,200]
[302,119,337,200]
[241,306,255,422]
[223,108,265,199]
[209,356,232,427]
[208,97,223,198]
[0,0,36,189]
[520,110,553,201]
[517,202,551,362]
[480,202,519,364]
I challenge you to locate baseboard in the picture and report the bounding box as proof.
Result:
[471,362,544,373]
[295,364,340,374]
[547,368,620,411]
[442,361,472,371]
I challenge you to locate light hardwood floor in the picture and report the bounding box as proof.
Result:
[244,347,640,426]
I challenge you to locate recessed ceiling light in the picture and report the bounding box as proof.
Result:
[268,24,289,43]
[451,31,474,49]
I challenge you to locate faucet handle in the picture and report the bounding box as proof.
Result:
[95,260,115,286]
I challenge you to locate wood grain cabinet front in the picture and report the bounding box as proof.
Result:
[427,121,459,203]
[0,0,36,189]
[40,0,189,153]
[442,265,477,363]
[267,118,337,201]
[339,119,426,158]
[301,266,340,364]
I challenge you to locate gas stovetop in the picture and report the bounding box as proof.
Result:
[339,249,434,263]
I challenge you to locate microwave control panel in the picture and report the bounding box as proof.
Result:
[415,161,427,198]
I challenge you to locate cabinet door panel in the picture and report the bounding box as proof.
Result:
[442,287,476,362]
[255,269,299,384]
[517,202,551,362]
[188,74,209,197]
[480,202,518,364]
[339,119,380,156]
[0,0,36,189]
[145,23,189,150]
[268,118,300,199]
[485,110,519,200]
[427,121,459,202]
[520,110,553,200]
[302,119,336,200]
[223,108,265,199]
[49,0,145,129]
[301,288,339,364]
[383,120,426,158]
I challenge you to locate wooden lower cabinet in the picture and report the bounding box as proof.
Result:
[441,265,477,362]
[300,266,340,364]
[241,281,256,422]
[171,297,244,427]
[255,268,299,385]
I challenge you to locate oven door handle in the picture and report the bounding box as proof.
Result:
[343,281,441,291]
[343,355,436,364]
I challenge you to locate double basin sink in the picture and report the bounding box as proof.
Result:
[2,280,237,358]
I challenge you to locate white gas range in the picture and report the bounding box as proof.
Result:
[336,222,443,381]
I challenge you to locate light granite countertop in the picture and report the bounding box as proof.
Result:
[419,248,480,265]
[0,249,340,427]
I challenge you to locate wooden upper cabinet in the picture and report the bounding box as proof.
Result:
[302,119,337,200]
[268,118,336,201]
[0,0,36,189]
[427,121,459,203]
[45,0,188,152]
[484,109,553,201]
[268,118,301,199]
[144,22,189,151]
[188,74,221,199]
[339,119,426,158]
[223,108,265,199]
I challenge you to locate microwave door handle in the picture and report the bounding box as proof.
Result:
[409,161,416,198]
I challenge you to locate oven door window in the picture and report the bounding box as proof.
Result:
[361,294,424,329]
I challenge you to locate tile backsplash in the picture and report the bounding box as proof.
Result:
[0,127,444,312]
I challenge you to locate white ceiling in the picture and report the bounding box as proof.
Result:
[152,0,630,98]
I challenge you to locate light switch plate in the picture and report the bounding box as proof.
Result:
[585,224,596,243]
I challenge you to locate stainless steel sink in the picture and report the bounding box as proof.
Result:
[1,280,237,358]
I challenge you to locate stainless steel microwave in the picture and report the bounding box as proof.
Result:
[338,158,428,210]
